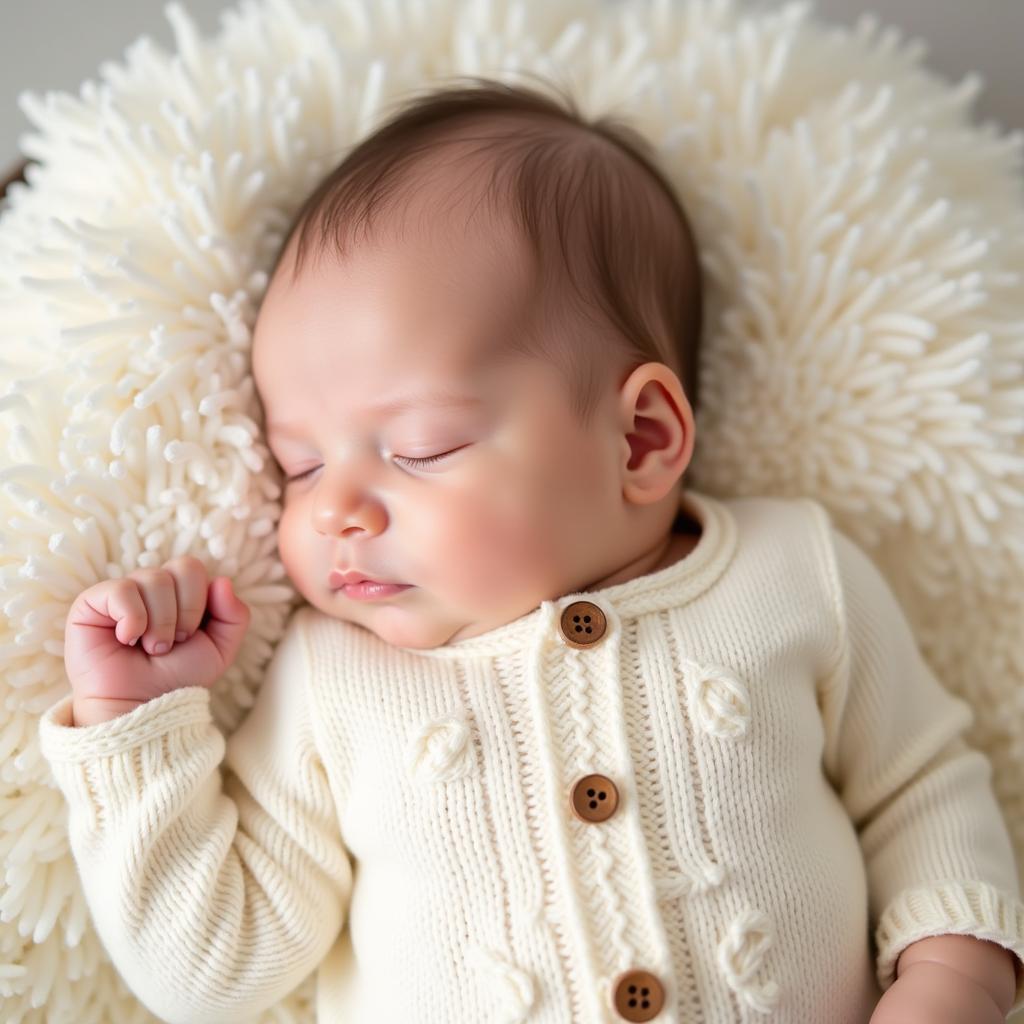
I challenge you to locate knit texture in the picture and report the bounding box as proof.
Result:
[37,489,1024,1023]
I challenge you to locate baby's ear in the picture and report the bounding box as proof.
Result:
[616,362,695,505]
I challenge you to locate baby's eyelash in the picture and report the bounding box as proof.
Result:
[398,443,473,466]
[285,448,459,482]
[392,450,451,467]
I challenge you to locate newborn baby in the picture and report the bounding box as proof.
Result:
[41,78,1023,1024]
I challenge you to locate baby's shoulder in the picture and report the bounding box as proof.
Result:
[706,493,842,627]
[723,492,835,572]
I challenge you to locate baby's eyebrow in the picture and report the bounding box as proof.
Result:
[265,389,483,438]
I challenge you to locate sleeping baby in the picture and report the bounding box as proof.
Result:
[40,76,1024,1023]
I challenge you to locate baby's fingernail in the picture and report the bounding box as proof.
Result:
[175,631,187,643]
[153,642,169,655]
[129,637,138,646]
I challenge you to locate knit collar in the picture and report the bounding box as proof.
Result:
[405,487,739,660]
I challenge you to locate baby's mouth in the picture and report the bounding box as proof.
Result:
[337,581,413,601]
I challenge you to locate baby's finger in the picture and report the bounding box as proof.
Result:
[161,556,209,643]
[73,578,148,646]
[125,568,178,656]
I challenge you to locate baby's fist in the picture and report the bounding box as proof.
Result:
[64,557,251,716]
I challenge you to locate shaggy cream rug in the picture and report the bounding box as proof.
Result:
[1,0,1022,1020]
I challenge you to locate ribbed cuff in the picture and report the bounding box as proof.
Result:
[38,686,212,763]
[876,880,1024,1014]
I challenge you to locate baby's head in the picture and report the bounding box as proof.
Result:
[251,76,703,649]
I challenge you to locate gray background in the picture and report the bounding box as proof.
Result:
[2,0,1022,171]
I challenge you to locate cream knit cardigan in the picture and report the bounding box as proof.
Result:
[38,488,1024,1024]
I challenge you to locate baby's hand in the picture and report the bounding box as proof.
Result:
[64,557,250,721]
[869,960,1008,1024]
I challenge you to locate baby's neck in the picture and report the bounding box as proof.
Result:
[650,525,701,573]
[584,510,701,593]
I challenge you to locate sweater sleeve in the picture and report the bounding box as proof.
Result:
[815,521,1024,1014]
[37,611,354,1024]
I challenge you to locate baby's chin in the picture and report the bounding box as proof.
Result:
[314,592,466,650]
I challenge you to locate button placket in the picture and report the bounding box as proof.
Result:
[557,598,668,1021]
[561,601,618,824]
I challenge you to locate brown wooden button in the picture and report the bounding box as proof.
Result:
[559,600,607,648]
[569,773,619,823]
[611,968,665,1021]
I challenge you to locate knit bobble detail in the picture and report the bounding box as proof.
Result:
[682,658,751,738]
[656,858,726,899]
[466,943,536,1023]
[700,860,726,888]
[406,714,476,783]
[717,908,781,1014]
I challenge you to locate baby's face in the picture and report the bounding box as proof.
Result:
[251,224,627,649]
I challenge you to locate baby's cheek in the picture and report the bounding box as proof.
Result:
[275,504,309,588]
[434,490,560,598]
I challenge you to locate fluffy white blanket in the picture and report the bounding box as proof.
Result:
[1,0,1022,1019]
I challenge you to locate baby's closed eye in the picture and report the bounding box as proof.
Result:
[280,443,472,483]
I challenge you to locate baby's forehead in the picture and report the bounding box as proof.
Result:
[254,240,537,407]
[263,190,537,350]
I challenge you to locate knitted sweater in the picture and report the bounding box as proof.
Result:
[39,488,1024,1024]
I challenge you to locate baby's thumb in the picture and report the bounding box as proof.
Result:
[203,576,250,668]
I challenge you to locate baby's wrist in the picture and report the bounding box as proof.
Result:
[72,697,146,727]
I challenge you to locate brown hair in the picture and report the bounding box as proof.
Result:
[268,73,703,425]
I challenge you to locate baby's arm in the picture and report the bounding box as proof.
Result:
[38,612,352,1024]
[814,519,1024,1016]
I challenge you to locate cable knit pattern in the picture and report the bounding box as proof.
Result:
[36,488,1024,1023]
